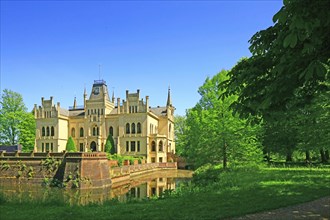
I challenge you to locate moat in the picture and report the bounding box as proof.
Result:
[0,170,192,205]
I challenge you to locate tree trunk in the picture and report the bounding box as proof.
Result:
[263,148,271,162]
[286,151,293,162]
[223,141,227,169]
[305,150,310,162]
[320,148,327,163]
[267,151,271,163]
[325,150,329,161]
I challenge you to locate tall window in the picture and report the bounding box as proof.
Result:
[42,127,45,136]
[126,141,129,152]
[137,141,140,152]
[51,126,55,136]
[50,143,53,152]
[80,127,84,137]
[137,123,141,134]
[131,123,136,134]
[131,141,136,152]
[80,143,84,152]
[169,124,172,137]
[109,126,113,136]
[46,127,50,136]
[42,143,44,152]
[126,123,130,134]
[71,128,75,137]
[159,141,163,152]
[151,141,156,151]
[92,126,99,136]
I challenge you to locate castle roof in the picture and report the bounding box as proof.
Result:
[150,106,167,116]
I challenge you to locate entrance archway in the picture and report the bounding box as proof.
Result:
[90,141,97,152]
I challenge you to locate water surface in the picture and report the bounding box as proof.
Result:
[0,170,192,205]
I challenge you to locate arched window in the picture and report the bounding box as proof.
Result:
[51,126,55,136]
[92,126,98,136]
[126,123,130,134]
[71,128,75,137]
[46,127,50,136]
[151,141,156,151]
[109,126,113,136]
[137,123,141,134]
[159,141,163,152]
[131,123,136,134]
[80,127,84,137]
[42,127,45,136]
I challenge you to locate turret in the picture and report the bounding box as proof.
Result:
[166,87,172,107]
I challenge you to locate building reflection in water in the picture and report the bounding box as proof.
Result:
[0,170,192,205]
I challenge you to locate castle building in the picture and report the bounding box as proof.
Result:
[33,80,175,163]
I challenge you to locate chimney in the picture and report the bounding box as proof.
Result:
[146,96,149,112]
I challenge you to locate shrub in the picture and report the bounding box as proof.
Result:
[66,136,77,152]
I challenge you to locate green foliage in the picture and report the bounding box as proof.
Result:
[40,157,61,173]
[104,134,115,154]
[18,112,36,152]
[192,164,222,186]
[223,0,329,119]
[66,136,77,152]
[218,0,330,163]
[0,161,11,170]
[107,154,142,167]
[27,166,34,179]
[0,89,36,149]
[185,70,262,168]
[174,115,188,156]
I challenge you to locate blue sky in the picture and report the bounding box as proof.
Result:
[0,1,283,116]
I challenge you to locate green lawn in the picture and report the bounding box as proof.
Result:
[1,166,330,220]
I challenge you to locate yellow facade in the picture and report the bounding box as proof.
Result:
[33,80,175,162]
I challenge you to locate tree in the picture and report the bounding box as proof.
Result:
[262,111,298,162]
[66,136,76,152]
[293,89,330,162]
[219,0,329,163]
[0,89,36,150]
[18,112,36,152]
[222,0,329,119]
[174,115,188,156]
[186,70,262,169]
[104,134,115,154]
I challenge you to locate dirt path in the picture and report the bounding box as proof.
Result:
[230,196,330,220]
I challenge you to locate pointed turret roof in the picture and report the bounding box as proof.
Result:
[167,86,172,107]
[73,97,77,109]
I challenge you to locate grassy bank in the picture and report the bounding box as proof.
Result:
[1,166,330,220]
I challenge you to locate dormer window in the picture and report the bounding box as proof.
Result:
[93,87,99,95]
